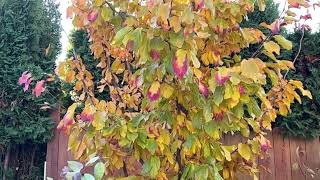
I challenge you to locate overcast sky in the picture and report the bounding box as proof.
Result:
[56,0,320,61]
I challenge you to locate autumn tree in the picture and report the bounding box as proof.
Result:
[33,0,316,179]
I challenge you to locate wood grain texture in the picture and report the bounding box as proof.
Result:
[290,137,306,180]
[259,131,275,180]
[306,138,320,180]
[46,105,60,180]
[273,129,291,180]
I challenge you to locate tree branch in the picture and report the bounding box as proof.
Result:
[284,28,305,79]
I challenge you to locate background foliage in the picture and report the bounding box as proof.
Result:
[276,30,320,138]
[0,0,61,178]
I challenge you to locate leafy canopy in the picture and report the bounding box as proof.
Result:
[54,0,316,179]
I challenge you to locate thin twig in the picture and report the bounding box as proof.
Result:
[284,28,305,79]
[105,1,128,20]
[251,33,272,58]
[251,0,287,58]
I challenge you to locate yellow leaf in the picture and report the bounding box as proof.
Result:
[161,83,174,98]
[193,68,203,79]
[111,59,125,74]
[169,16,181,33]
[240,59,260,79]
[221,146,232,161]
[106,101,117,113]
[279,103,288,116]
[158,3,170,22]
[257,0,266,11]
[176,49,187,66]
[182,7,194,24]
[290,80,313,99]
[150,81,161,94]
[274,35,293,50]
[238,143,252,161]
[264,41,280,55]
[223,168,230,179]
[188,51,200,68]
[197,31,211,38]
[93,111,106,130]
[94,0,104,6]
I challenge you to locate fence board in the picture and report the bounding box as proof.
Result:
[46,106,60,180]
[57,130,69,178]
[273,129,291,180]
[259,131,275,180]
[306,138,320,180]
[290,137,306,180]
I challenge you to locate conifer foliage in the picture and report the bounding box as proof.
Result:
[0,0,61,178]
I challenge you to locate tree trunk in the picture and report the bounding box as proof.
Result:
[29,145,36,177]
[3,145,11,180]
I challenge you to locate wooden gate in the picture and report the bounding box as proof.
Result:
[46,110,320,180]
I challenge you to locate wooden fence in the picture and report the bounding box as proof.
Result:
[46,111,320,180]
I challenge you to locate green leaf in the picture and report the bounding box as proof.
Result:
[67,161,83,172]
[184,134,196,149]
[247,98,262,118]
[101,7,113,21]
[142,156,160,178]
[145,139,158,154]
[82,174,95,180]
[113,27,133,46]
[181,164,194,180]
[191,112,202,129]
[195,165,209,180]
[204,121,219,139]
[127,132,139,142]
[238,143,252,161]
[213,86,224,106]
[203,104,212,123]
[94,162,105,180]
[85,156,99,166]
[274,35,293,50]
[169,32,184,48]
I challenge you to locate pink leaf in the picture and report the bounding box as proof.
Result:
[172,56,188,80]
[147,82,161,101]
[33,80,46,97]
[215,73,230,86]
[18,71,33,91]
[23,78,33,92]
[239,84,245,95]
[88,10,98,22]
[198,81,209,98]
[150,49,161,61]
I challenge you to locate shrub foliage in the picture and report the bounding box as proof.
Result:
[53,0,314,179]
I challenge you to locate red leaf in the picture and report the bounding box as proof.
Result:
[33,80,46,97]
[150,49,161,61]
[172,56,188,80]
[147,81,161,101]
[198,81,209,98]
